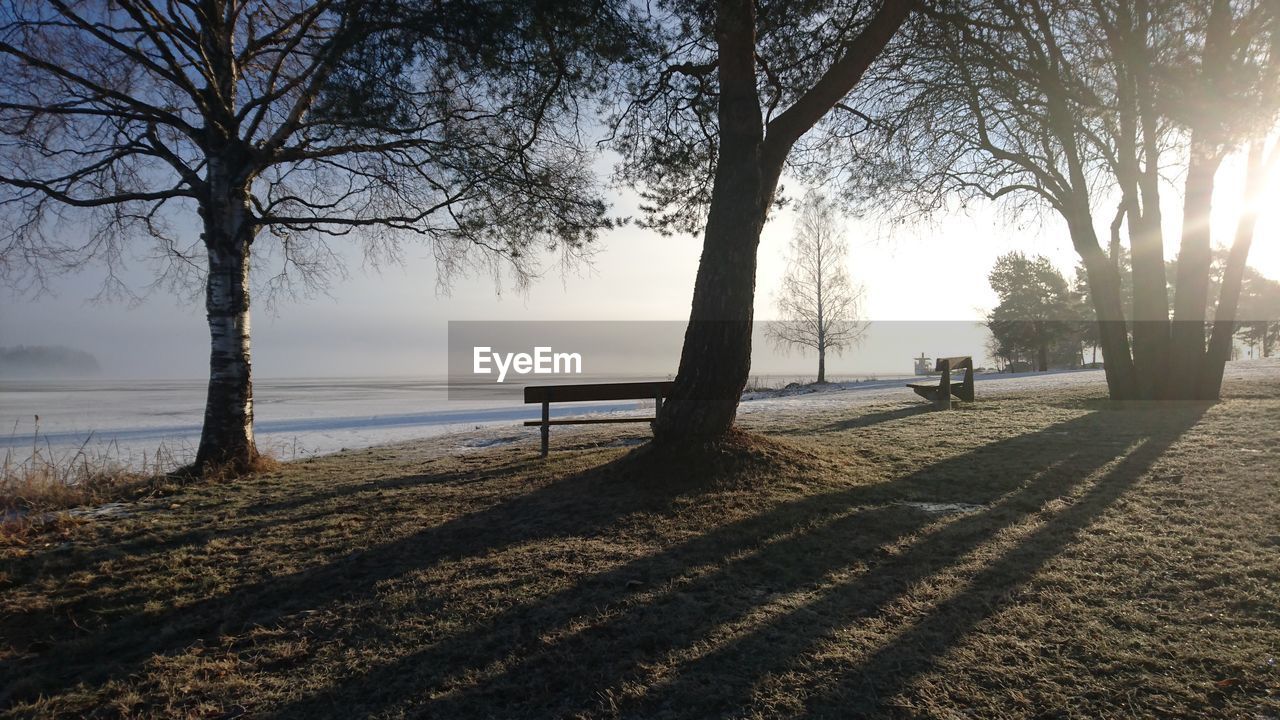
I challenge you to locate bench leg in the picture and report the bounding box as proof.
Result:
[936,366,952,410]
[653,394,663,431]
[540,400,549,457]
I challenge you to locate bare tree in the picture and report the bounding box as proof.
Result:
[766,193,867,383]
[825,0,1140,398]
[830,0,1279,400]
[0,0,625,471]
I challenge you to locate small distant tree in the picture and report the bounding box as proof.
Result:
[986,252,1077,372]
[765,193,867,383]
[984,331,1014,372]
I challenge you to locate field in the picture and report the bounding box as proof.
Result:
[2,363,1279,718]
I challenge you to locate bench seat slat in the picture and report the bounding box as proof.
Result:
[525,381,673,403]
[523,417,656,426]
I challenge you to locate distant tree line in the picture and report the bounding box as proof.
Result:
[986,249,1280,372]
[1161,249,1280,359]
[0,346,100,377]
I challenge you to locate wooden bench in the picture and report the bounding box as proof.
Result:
[905,356,974,410]
[524,381,674,457]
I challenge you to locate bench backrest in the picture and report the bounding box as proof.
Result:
[524,381,675,404]
[935,356,973,373]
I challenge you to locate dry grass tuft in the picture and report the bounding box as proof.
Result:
[1,445,159,512]
[2,441,283,545]
[170,452,283,484]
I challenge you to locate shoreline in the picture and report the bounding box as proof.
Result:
[4,361,1276,467]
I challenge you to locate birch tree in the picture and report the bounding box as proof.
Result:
[0,0,625,471]
[766,193,867,383]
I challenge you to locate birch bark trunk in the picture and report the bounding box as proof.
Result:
[195,155,259,472]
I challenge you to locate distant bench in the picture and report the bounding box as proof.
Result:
[524,381,674,457]
[906,356,974,409]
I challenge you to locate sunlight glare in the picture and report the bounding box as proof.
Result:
[1211,138,1280,281]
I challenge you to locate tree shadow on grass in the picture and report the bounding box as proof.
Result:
[0,452,666,704]
[801,433,1181,716]
[0,402,1205,716]
[797,402,934,434]
[259,403,1205,719]
[69,459,532,568]
[634,413,1198,718]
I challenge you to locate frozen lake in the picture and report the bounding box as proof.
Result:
[0,370,1080,466]
[0,376,654,466]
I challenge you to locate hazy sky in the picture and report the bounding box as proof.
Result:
[2,150,1276,379]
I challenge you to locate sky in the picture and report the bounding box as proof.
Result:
[1,149,1277,380]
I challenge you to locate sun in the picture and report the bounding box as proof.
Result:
[1210,139,1280,281]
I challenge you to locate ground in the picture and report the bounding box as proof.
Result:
[2,364,1279,718]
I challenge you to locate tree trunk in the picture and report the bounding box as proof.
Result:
[1068,216,1138,399]
[1201,143,1267,399]
[195,158,259,473]
[1128,21,1175,401]
[1128,207,1170,399]
[817,346,826,384]
[653,0,773,445]
[1170,144,1222,397]
[652,181,769,443]
[1036,340,1048,372]
[654,0,908,445]
[1104,15,1168,400]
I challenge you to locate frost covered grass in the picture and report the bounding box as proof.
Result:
[2,363,1279,718]
[741,373,888,393]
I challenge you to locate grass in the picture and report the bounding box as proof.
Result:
[1,436,168,540]
[1,375,1278,718]
[1,428,279,545]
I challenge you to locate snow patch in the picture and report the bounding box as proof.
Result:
[67,502,133,520]
[901,501,986,515]
[458,434,525,451]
